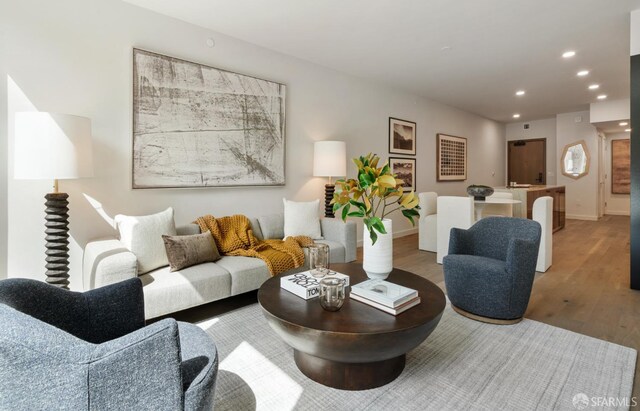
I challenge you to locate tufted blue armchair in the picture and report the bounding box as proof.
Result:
[443,217,541,324]
[0,278,218,410]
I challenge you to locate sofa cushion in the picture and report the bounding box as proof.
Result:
[257,214,284,240]
[283,199,322,239]
[214,256,271,296]
[115,207,176,275]
[163,232,221,272]
[248,217,264,241]
[139,263,231,319]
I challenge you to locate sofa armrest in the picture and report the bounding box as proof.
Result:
[320,218,357,262]
[83,239,138,291]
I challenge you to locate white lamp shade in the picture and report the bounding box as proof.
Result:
[14,112,94,180]
[313,141,346,178]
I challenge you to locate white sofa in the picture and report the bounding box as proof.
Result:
[418,192,437,252]
[83,214,356,319]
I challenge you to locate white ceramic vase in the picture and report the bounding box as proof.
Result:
[362,219,393,280]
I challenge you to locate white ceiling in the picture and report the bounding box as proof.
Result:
[124,0,640,123]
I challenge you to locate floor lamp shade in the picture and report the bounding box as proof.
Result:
[313,141,347,218]
[14,112,94,289]
[14,112,94,180]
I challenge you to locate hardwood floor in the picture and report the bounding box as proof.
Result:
[167,215,640,401]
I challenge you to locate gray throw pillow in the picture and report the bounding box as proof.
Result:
[162,231,221,272]
[258,213,285,239]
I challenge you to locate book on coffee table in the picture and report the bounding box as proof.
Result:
[350,279,418,308]
[350,293,421,315]
[280,271,350,300]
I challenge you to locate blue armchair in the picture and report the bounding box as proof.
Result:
[443,217,541,324]
[0,278,218,410]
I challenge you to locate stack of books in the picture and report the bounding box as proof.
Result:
[350,279,420,315]
[280,271,350,299]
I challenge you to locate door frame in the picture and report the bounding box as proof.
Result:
[507,138,547,185]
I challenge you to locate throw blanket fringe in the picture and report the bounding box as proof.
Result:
[195,214,314,276]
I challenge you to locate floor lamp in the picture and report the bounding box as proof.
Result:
[14,112,93,289]
[313,141,346,218]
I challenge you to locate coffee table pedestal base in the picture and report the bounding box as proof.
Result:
[294,350,405,391]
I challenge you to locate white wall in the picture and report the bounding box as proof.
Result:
[632,10,640,56]
[505,118,557,186]
[556,111,600,220]
[0,30,7,280]
[590,98,630,123]
[605,132,631,215]
[1,0,505,290]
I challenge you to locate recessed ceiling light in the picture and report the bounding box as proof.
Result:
[577,70,589,76]
[513,114,521,119]
[562,51,576,58]
[597,94,607,100]
[619,122,628,126]
[625,128,632,132]
[588,84,600,90]
[515,90,525,96]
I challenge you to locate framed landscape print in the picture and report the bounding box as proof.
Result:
[611,139,630,194]
[389,117,416,155]
[437,133,467,181]
[389,157,416,191]
[132,48,286,189]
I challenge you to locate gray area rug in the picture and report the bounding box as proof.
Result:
[197,303,636,411]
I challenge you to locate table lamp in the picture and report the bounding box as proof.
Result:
[14,112,94,289]
[313,141,346,218]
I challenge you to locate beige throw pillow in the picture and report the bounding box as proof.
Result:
[115,207,176,274]
[162,232,221,272]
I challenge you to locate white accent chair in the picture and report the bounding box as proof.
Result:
[533,196,553,272]
[481,191,514,218]
[418,192,437,252]
[436,196,474,264]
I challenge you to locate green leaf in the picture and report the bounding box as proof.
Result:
[369,229,378,245]
[341,203,351,220]
[347,210,365,218]
[333,202,342,213]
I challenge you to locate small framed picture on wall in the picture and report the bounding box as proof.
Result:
[389,157,416,191]
[389,117,416,155]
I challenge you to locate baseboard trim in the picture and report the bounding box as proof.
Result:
[604,210,630,216]
[356,227,418,247]
[566,214,599,221]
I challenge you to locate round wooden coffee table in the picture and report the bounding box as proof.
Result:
[258,263,446,390]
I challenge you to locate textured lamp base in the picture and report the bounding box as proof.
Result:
[324,184,335,218]
[44,192,70,289]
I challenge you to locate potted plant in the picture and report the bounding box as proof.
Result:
[331,153,420,279]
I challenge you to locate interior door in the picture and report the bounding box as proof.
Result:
[508,139,546,185]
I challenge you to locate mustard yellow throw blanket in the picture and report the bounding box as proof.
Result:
[195,214,314,276]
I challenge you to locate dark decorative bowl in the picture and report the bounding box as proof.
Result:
[466,185,494,201]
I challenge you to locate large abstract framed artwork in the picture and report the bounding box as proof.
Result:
[436,133,467,181]
[389,117,416,155]
[612,139,631,194]
[132,49,286,189]
[389,157,416,191]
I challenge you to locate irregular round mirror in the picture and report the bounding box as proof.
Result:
[561,140,590,179]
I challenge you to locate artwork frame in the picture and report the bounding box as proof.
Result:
[389,157,416,192]
[437,133,467,182]
[611,139,630,194]
[389,117,416,155]
[132,48,286,189]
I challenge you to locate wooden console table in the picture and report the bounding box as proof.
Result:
[496,185,565,232]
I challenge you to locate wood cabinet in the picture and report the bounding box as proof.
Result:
[496,185,565,232]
